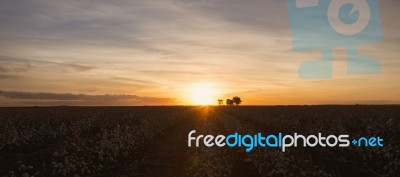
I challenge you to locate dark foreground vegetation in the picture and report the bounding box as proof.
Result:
[0,106,399,177]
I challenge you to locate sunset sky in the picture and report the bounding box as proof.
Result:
[0,0,399,106]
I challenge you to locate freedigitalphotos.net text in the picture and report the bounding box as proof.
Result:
[188,130,384,152]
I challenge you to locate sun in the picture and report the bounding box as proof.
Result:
[189,83,218,105]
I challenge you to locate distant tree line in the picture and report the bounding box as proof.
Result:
[218,96,242,106]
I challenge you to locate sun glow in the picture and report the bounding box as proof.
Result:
[189,83,218,105]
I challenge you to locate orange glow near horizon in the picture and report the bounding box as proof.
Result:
[188,83,219,105]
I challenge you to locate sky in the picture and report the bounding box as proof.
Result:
[0,0,399,106]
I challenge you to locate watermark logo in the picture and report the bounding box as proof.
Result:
[287,0,382,79]
[188,130,384,152]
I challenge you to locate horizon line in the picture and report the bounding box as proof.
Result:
[1,104,399,108]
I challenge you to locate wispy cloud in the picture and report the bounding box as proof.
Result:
[0,90,176,106]
[0,55,96,73]
[0,74,21,80]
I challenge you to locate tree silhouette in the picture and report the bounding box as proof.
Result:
[226,99,234,106]
[232,96,242,106]
[217,99,224,106]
